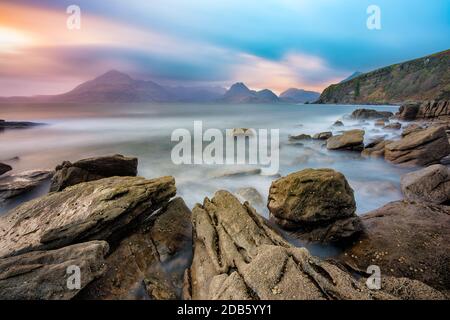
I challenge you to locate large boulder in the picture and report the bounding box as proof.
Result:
[0,163,12,176]
[401,164,450,204]
[385,126,450,166]
[78,198,192,300]
[0,176,176,258]
[350,109,393,120]
[0,170,53,202]
[326,129,365,151]
[395,103,420,120]
[184,191,443,300]
[267,169,359,242]
[50,154,138,192]
[340,201,450,291]
[0,241,108,300]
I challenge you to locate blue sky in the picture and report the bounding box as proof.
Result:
[1,0,449,95]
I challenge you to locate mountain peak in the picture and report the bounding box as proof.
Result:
[94,70,134,84]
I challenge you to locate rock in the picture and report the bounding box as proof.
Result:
[385,126,450,166]
[340,200,450,291]
[0,163,12,176]
[326,129,365,151]
[350,109,393,120]
[235,187,264,208]
[211,168,261,178]
[440,155,450,165]
[362,139,391,158]
[0,170,53,202]
[395,103,420,120]
[333,120,344,127]
[416,100,450,121]
[232,128,255,137]
[402,123,423,137]
[0,241,108,300]
[289,134,311,141]
[380,277,446,300]
[384,122,402,130]
[78,198,192,300]
[312,132,332,140]
[375,119,387,127]
[184,191,441,300]
[268,169,356,229]
[0,176,176,258]
[400,164,450,204]
[0,120,44,129]
[50,154,138,192]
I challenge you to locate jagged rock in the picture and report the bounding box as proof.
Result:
[416,100,450,121]
[0,176,176,258]
[50,154,138,192]
[0,163,12,176]
[340,200,450,291]
[401,164,450,204]
[0,241,108,300]
[313,132,332,140]
[0,170,52,202]
[78,198,192,300]
[327,129,365,151]
[289,134,311,141]
[350,109,393,120]
[362,139,391,158]
[385,126,450,166]
[184,191,442,300]
[384,122,402,130]
[395,103,420,120]
[268,169,356,229]
[333,120,344,127]
[235,187,264,208]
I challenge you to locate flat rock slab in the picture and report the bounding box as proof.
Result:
[0,241,108,300]
[340,200,450,291]
[327,129,365,151]
[0,176,176,258]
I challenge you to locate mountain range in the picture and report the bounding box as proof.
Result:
[318,49,450,104]
[0,70,320,104]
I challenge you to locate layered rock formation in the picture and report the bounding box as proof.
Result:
[0,170,53,202]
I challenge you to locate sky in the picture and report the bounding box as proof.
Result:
[0,0,449,96]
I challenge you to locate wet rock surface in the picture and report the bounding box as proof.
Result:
[401,164,450,204]
[0,241,109,300]
[50,154,138,192]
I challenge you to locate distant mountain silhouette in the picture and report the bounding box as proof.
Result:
[279,88,320,103]
[221,83,280,103]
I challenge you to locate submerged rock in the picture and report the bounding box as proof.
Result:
[78,198,192,300]
[50,154,138,192]
[184,191,442,300]
[0,176,176,258]
[384,122,402,130]
[312,131,332,140]
[0,163,12,176]
[333,120,344,127]
[289,134,311,141]
[340,200,450,291]
[385,126,450,166]
[268,169,357,230]
[375,119,387,127]
[0,170,52,202]
[326,129,365,151]
[350,109,393,120]
[0,241,108,300]
[401,164,450,204]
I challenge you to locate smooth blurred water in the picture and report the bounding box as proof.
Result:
[0,102,410,218]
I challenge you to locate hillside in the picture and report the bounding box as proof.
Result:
[279,88,320,103]
[318,50,450,104]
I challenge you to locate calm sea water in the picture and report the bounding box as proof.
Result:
[0,103,410,223]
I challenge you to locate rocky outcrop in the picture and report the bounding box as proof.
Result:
[0,176,176,258]
[313,132,332,140]
[362,139,391,158]
[340,201,450,291]
[416,100,450,120]
[396,103,420,120]
[78,198,192,300]
[384,126,450,166]
[0,163,12,176]
[317,50,450,104]
[326,129,365,151]
[267,169,361,242]
[184,191,443,300]
[400,165,450,204]
[50,154,138,192]
[350,109,393,120]
[0,241,108,300]
[0,170,53,202]
[235,187,264,208]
